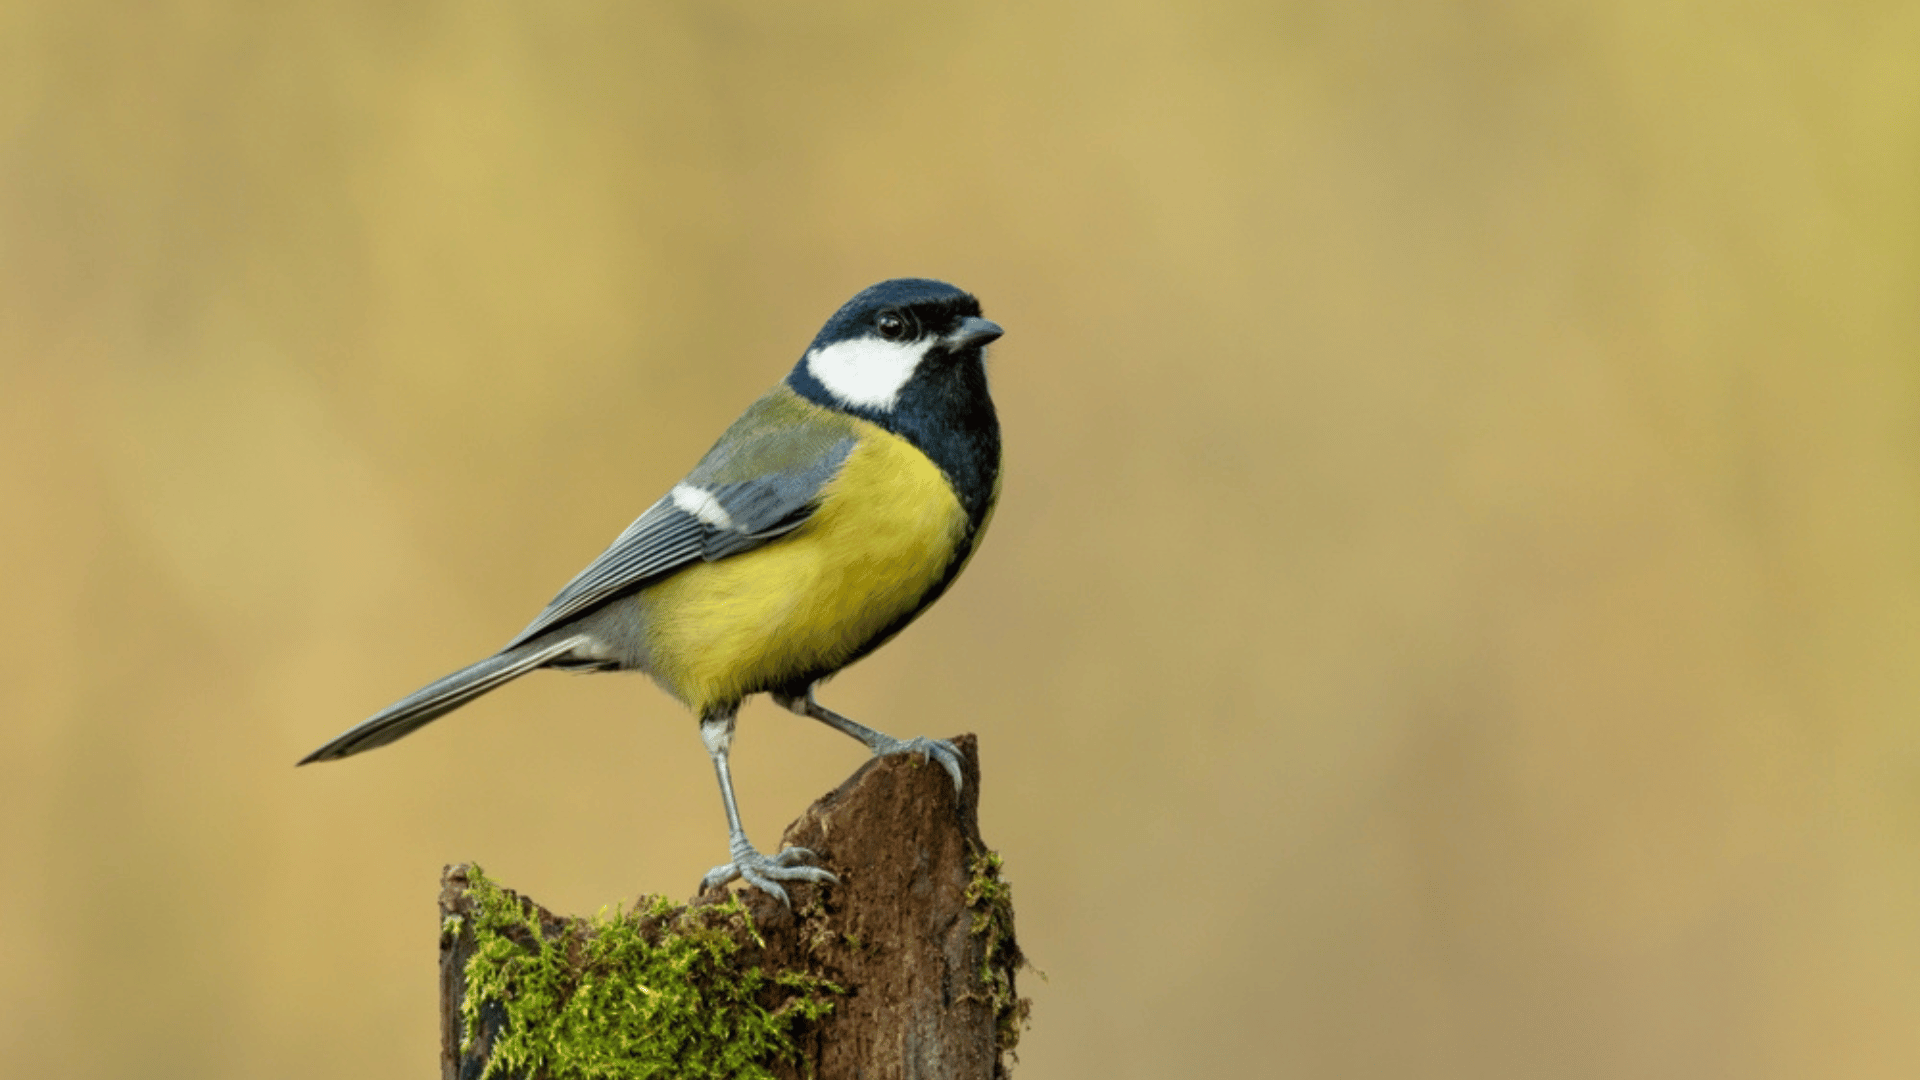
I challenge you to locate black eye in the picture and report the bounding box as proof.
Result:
[876,312,908,341]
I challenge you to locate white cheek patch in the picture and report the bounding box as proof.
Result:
[805,336,929,411]
[670,484,735,530]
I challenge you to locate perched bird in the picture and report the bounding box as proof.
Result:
[300,278,1003,902]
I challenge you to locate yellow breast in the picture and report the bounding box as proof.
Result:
[639,420,970,714]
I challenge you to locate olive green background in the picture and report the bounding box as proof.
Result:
[6,3,1919,1077]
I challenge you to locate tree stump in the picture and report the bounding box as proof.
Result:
[438,735,1028,1080]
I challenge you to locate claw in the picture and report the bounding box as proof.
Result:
[778,689,966,794]
[702,842,836,906]
[772,846,821,866]
[873,735,964,793]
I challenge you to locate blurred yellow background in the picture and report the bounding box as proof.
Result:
[6,2,1919,1077]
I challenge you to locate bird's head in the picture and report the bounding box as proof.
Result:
[791,278,1003,414]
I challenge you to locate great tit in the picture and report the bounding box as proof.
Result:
[300,278,1004,902]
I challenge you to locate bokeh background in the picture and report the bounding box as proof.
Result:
[6,2,1920,1077]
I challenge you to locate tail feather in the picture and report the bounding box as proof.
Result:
[298,635,587,764]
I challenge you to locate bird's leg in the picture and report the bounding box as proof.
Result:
[773,685,964,793]
[696,708,835,905]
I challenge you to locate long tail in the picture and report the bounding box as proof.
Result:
[297,635,588,764]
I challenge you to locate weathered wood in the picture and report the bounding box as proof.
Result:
[438,735,1027,1080]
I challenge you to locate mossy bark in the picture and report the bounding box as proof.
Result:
[439,734,1027,1080]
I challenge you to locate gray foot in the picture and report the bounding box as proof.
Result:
[701,841,836,906]
[872,734,964,793]
[773,689,966,794]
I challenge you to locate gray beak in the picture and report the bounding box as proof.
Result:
[944,316,1004,350]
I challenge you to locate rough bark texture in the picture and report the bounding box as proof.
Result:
[439,734,1026,1080]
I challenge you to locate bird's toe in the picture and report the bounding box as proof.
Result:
[875,735,964,792]
[703,844,837,905]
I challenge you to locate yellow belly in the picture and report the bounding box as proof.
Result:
[639,421,970,714]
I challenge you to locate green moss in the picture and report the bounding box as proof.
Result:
[458,867,839,1080]
[963,849,1032,1065]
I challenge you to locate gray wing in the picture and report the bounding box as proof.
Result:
[502,438,854,649]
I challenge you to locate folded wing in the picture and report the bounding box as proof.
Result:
[502,432,856,649]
